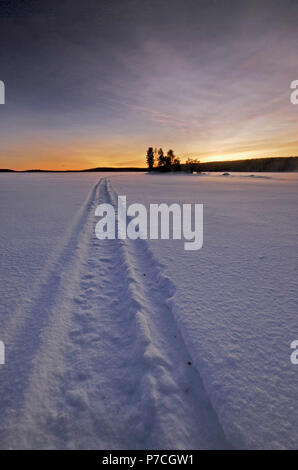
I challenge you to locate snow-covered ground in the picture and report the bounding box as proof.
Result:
[0,172,297,449]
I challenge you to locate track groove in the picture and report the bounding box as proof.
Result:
[0,178,231,449]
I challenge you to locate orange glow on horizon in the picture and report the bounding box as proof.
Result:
[1,137,297,171]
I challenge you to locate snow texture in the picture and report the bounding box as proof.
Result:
[0,172,297,449]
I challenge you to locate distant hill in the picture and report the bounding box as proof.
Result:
[0,167,146,172]
[199,156,298,172]
[82,167,146,172]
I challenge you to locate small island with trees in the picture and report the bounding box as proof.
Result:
[146,147,201,173]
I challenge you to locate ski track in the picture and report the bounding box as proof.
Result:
[0,178,231,449]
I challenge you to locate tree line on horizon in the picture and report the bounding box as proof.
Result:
[146,149,298,173]
[146,147,201,173]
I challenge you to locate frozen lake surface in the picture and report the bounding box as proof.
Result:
[0,172,297,449]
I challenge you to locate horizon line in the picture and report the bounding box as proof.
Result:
[1,156,298,173]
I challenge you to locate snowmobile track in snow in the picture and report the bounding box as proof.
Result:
[0,178,231,449]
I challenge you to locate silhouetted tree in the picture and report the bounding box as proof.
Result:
[158,148,165,171]
[164,149,174,172]
[192,159,201,173]
[173,157,181,172]
[146,146,184,173]
[146,147,154,172]
[185,158,200,173]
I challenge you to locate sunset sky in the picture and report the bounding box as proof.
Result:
[0,0,298,170]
